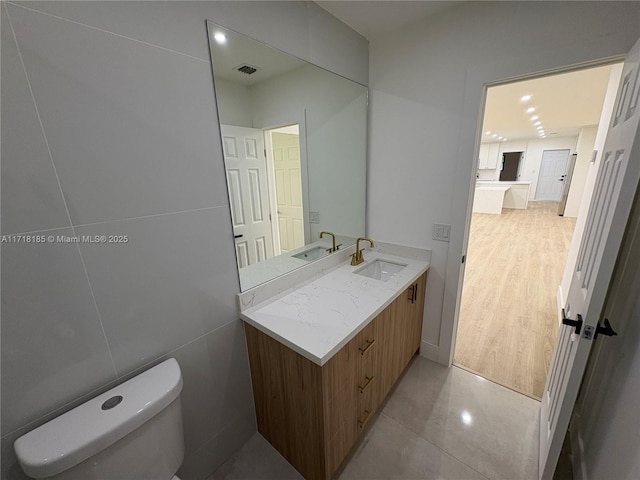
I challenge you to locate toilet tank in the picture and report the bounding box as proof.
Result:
[14,358,184,480]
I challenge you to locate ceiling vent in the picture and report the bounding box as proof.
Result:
[234,63,260,75]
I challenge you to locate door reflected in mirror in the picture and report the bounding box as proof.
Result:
[207,21,367,291]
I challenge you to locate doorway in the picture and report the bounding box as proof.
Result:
[500,152,523,181]
[454,64,620,400]
[265,125,304,254]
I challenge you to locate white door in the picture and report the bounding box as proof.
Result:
[539,37,640,480]
[221,125,274,268]
[535,149,571,201]
[272,131,305,252]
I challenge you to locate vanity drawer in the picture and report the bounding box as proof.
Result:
[322,319,378,403]
[353,317,379,370]
[356,387,375,432]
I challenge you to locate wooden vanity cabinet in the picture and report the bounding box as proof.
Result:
[244,271,427,480]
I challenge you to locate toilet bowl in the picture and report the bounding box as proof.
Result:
[14,358,185,480]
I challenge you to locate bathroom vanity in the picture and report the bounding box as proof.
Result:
[239,249,429,480]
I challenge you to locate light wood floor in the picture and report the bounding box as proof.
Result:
[454,202,577,399]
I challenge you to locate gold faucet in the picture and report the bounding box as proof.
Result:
[320,231,341,253]
[351,237,374,266]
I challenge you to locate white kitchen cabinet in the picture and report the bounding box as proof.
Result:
[478,142,501,169]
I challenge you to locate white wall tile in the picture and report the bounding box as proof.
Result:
[172,320,254,454]
[0,227,117,435]
[1,6,70,234]
[178,409,256,480]
[8,3,229,224]
[75,207,240,375]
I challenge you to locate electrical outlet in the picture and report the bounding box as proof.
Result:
[309,211,320,224]
[433,223,451,242]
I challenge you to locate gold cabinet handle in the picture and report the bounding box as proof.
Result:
[358,375,374,393]
[358,338,376,355]
[358,409,372,429]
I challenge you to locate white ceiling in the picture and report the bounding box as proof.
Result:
[482,64,616,143]
[316,1,464,39]
[208,22,305,86]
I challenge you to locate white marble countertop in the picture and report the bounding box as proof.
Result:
[238,236,356,291]
[240,250,430,366]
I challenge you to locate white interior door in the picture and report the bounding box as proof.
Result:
[221,125,274,268]
[535,149,571,201]
[272,131,304,252]
[539,37,640,480]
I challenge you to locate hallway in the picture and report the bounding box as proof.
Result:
[454,202,576,399]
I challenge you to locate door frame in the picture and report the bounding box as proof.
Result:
[440,53,628,368]
[258,113,310,247]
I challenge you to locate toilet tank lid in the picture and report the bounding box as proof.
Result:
[14,358,183,479]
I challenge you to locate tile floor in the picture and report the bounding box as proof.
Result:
[208,357,540,480]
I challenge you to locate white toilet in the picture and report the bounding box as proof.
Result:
[14,358,185,480]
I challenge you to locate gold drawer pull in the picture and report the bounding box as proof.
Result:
[358,338,376,355]
[358,375,374,393]
[358,409,371,428]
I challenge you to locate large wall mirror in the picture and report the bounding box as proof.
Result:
[206,21,367,291]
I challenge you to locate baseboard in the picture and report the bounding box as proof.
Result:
[570,423,588,480]
[419,340,442,364]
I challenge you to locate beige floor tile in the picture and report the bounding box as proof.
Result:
[339,414,488,480]
[382,358,539,480]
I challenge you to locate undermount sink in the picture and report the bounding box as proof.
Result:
[354,259,407,282]
[292,246,328,261]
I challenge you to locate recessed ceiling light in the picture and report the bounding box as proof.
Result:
[486,131,491,135]
[534,121,541,126]
[531,115,539,121]
[213,32,227,44]
[502,138,507,141]
[492,134,498,138]
[526,107,536,113]
[537,126,544,130]
[521,95,532,102]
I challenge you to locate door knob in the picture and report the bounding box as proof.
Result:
[595,318,618,338]
[561,308,583,334]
